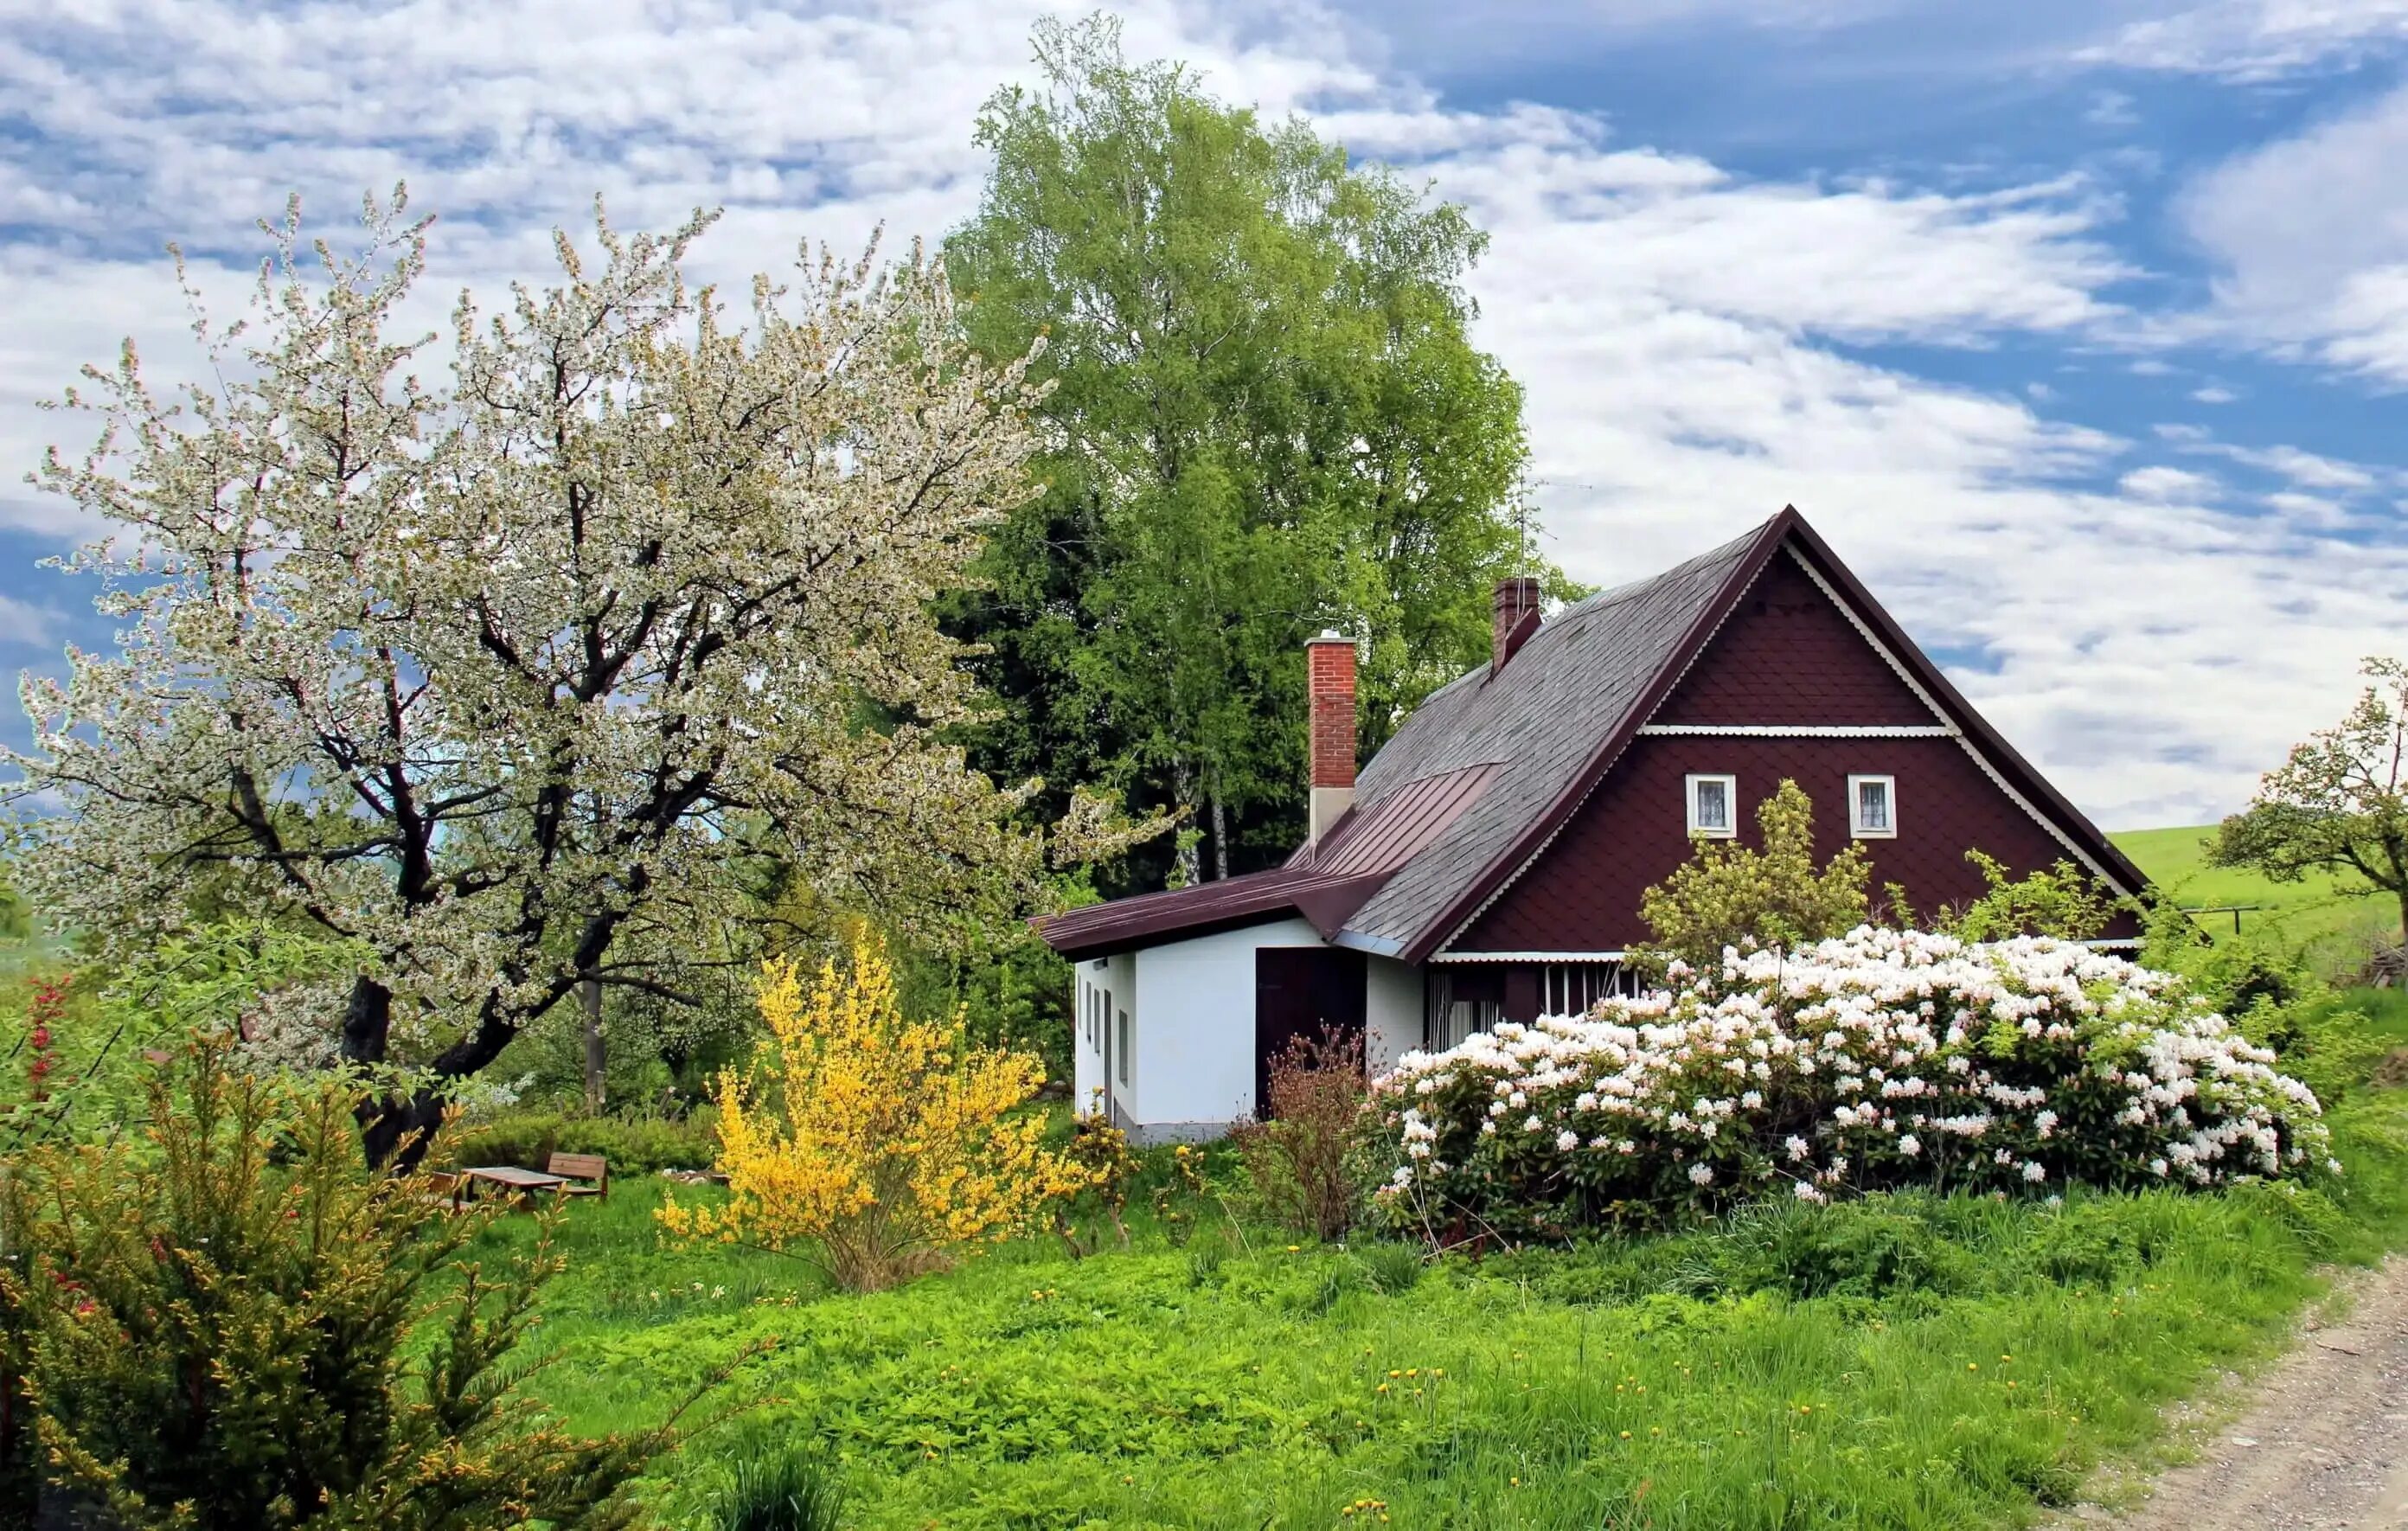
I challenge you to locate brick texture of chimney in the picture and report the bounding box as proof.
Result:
[1493,576,1542,673]
[1305,631,1356,844]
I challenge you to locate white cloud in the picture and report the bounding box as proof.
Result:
[2086,89,2141,126]
[2178,80,2408,378]
[2165,432,2386,490]
[2079,0,2408,79]
[0,0,2398,830]
[2119,465,2220,500]
[2190,382,2238,402]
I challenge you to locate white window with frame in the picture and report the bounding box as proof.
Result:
[1848,773,1897,838]
[1685,773,1737,838]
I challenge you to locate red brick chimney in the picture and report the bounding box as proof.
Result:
[1493,576,1541,674]
[1305,631,1356,846]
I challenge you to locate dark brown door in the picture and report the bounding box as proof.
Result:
[1252,946,1367,1118]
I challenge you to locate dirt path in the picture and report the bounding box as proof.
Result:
[2059,1256,2408,1531]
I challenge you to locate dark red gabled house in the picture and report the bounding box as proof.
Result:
[1038,508,2149,1143]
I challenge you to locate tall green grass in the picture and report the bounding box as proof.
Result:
[492,1073,2408,1531]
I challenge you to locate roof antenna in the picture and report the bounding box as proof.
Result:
[1510,477,1534,580]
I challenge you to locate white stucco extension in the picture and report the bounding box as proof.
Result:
[1364,955,1422,1076]
[1126,916,1321,1142]
[1070,920,1429,1146]
[1071,951,1135,1123]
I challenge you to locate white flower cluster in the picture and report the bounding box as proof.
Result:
[1368,928,2329,1233]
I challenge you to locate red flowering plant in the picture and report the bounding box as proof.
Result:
[19,976,67,1105]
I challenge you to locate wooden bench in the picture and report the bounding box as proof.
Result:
[421,1169,467,1214]
[546,1152,609,1201]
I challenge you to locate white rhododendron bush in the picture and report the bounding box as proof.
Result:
[1368,929,2333,1238]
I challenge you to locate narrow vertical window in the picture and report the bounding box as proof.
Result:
[1116,1009,1131,1085]
[1686,773,1737,837]
[1848,774,1896,838]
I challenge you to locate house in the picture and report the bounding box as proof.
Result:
[1036,507,2149,1143]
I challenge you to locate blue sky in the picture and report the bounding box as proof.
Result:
[2,0,2405,830]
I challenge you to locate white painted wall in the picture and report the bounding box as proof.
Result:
[1130,917,1322,1137]
[1071,953,1134,1122]
[1364,955,1423,1079]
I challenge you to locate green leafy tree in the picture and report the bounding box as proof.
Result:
[0,1037,719,1528]
[2212,656,2408,939]
[945,16,1552,884]
[1636,780,1871,973]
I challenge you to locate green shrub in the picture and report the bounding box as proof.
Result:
[447,1108,719,1175]
[1184,1237,1228,1288]
[0,1036,704,1529]
[707,1440,848,1531]
[1352,1240,1425,1295]
[1719,1197,1981,1300]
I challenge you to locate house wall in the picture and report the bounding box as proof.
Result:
[1364,956,1423,1077]
[1072,952,1136,1123]
[1654,554,1932,727]
[1453,556,2142,957]
[1457,733,2132,953]
[1128,917,1323,1143]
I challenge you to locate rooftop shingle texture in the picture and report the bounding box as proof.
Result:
[1336,520,1768,950]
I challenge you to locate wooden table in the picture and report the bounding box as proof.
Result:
[462,1165,567,1205]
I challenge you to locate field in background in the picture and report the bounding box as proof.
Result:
[2113,824,2392,970]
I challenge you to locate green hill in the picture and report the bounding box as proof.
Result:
[2111,823,2394,969]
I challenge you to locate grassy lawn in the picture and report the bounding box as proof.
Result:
[496,1089,2408,1530]
[2111,825,2394,970]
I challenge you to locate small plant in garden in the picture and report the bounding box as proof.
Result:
[1152,1142,1212,1246]
[1368,928,2334,1243]
[1230,1026,1368,1242]
[704,1439,847,1531]
[1634,780,1871,974]
[660,936,1094,1291]
[1054,1100,1139,1257]
[18,974,65,1104]
[0,1035,703,1529]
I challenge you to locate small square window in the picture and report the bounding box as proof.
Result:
[1849,774,1897,838]
[1686,773,1738,838]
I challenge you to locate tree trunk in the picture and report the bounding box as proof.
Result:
[1211,795,1229,882]
[580,977,605,1115]
[1172,759,1201,887]
[338,974,392,1067]
[352,999,522,1172]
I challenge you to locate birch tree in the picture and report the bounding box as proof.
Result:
[945,16,1543,885]
[10,191,1130,1162]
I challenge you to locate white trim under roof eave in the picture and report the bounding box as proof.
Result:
[1429,950,1629,963]
[1640,723,1957,738]
[1331,930,1406,957]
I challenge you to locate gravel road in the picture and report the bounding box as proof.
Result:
[2058,1257,2408,1531]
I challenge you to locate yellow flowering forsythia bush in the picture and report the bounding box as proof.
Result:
[659,938,1092,1291]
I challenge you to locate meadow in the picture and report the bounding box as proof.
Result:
[2110,825,2392,970]
[495,1035,2408,1530]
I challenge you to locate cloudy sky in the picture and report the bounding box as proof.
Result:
[1,0,2404,830]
